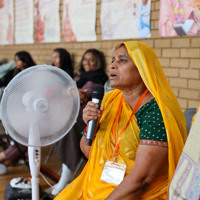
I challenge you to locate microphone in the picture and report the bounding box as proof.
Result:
[86,85,104,146]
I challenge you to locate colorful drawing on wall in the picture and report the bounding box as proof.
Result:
[159,0,200,37]
[100,0,151,40]
[35,0,60,43]
[0,0,4,8]
[15,0,34,44]
[62,0,96,42]
[62,3,76,42]
[0,0,14,45]
[35,0,45,42]
[6,13,14,44]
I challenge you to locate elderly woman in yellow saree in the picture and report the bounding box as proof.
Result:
[54,41,187,200]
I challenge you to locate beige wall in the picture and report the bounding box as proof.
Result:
[0,0,200,110]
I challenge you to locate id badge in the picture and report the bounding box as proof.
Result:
[100,161,126,185]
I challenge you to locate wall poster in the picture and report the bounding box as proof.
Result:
[101,0,151,40]
[0,0,14,45]
[15,0,34,44]
[35,0,60,43]
[62,0,97,42]
[159,0,200,37]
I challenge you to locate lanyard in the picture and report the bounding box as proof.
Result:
[112,89,149,159]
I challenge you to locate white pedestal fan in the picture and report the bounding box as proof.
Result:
[0,65,80,200]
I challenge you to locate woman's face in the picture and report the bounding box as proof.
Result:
[52,51,60,68]
[109,45,142,91]
[15,55,26,70]
[82,52,96,72]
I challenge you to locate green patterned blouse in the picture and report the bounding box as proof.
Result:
[135,98,168,147]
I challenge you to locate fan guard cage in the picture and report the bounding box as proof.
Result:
[1,65,80,147]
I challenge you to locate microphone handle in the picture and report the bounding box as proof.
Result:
[86,98,101,146]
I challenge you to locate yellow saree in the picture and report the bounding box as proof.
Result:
[55,41,187,200]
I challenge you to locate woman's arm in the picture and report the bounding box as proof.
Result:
[80,136,91,159]
[106,145,168,200]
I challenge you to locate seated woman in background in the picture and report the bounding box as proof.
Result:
[52,48,74,78]
[0,51,36,175]
[75,48,108,110]
[55,41,187,200]
[49,48,108,196]
[0,51,36,87]
[48,47,75,196]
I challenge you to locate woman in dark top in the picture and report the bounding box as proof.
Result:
[0,51,36,87]
[0,51,36,175]
[50,48,108,196]
[52,48,74,78]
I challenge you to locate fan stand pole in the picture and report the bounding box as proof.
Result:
[28,146,41,200]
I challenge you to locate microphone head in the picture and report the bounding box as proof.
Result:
[92,85,104,99]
